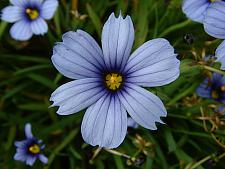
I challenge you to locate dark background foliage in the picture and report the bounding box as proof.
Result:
[0,0,224,168]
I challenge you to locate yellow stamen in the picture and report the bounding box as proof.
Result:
[106,73,122,90]
[211,90,219,99]
[26,8,39,20]
[29,144,40,154]
[210,0,216,2]
[221,86,225,92]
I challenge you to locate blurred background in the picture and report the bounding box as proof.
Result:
[0,0,225,168]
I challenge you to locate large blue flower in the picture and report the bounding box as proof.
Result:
[1,0,58,41]
[196,73,225,103]
[203,0,225,39]
[50,13,180,148]
[14,123,48,166]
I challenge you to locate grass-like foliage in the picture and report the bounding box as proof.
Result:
[0,0,225,168]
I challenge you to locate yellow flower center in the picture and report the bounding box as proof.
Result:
[211,86,224,99]
[221,86,225,92]
[211,90,218,99]
[29,144,40,154]
[106,73,123,90]
[210,0,217,2]
[26,8,39,20]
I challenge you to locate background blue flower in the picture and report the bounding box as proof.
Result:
[50,13,180,148]
[196,73,225,103]
[1,0,58,41]
[182,0,211,23]
[203,1,225,39]
[14,123,48,166]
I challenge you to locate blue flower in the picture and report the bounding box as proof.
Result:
[203,1,225,39]
[215,41,225,70]
[196,73,225,103]
[1,0,58,41]
[14,123,48,166]
[182,0,213,23]
[50,13,180,148]
[216,105,225,114]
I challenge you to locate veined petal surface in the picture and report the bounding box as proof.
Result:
[118,83,166,130]
[215,40,225,70]
[182,0,210,23]
[125,38,180,87]
[101,13,134,71]
[10,20,33,41]
[52,30,105,79]
[50,78,106,115]
[41,0,58,19]
[81,94,127,148]
[1,6,23,23]
[10,0,28,7]
[203,1,225,39]
[30,18,48,35]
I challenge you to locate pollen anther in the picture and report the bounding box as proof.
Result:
[26,8,39,20]
[29,144,40,154]
[106,73,123,90]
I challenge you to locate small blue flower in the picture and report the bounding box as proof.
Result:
[215,105,225,114]
[50,13,180,148]
[215,40,225,70]
[196,73,225,103]
[182,0,212,23]
[1,0,58,41]
[14,123,48,166]
[203,1,225,39]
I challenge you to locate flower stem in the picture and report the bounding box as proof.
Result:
[159,20,192,37]
[203,65,225,75]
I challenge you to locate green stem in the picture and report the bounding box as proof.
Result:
[187,152,225,169]
[44,129,78,169]
[105,149,131,159]
[203,65,225,75]
[159,20,192,37]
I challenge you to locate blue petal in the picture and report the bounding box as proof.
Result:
[10,0,27,7]
[127,117,138,129]
[14,152,27,162]
[203,1,225,39]
[125,38,180,87]
[81,94,127,148]
[29,0,43,5]
[118,84,166,130]
[26,156,36,166]
[101,12,134,71]
[52,30,105,79]
[14,140,27,148]
[212,72,223,83]
[30,18,48,35]
[40,0,58,19]
[182,0,210,23]
[50,78,106,115]
[39,154,48,164]
[215,40,225,70]
[16,147,27,154]
[25,123,33,139]
[196,78,211,98]
[10,20,33,41]
[1,6,23,23]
